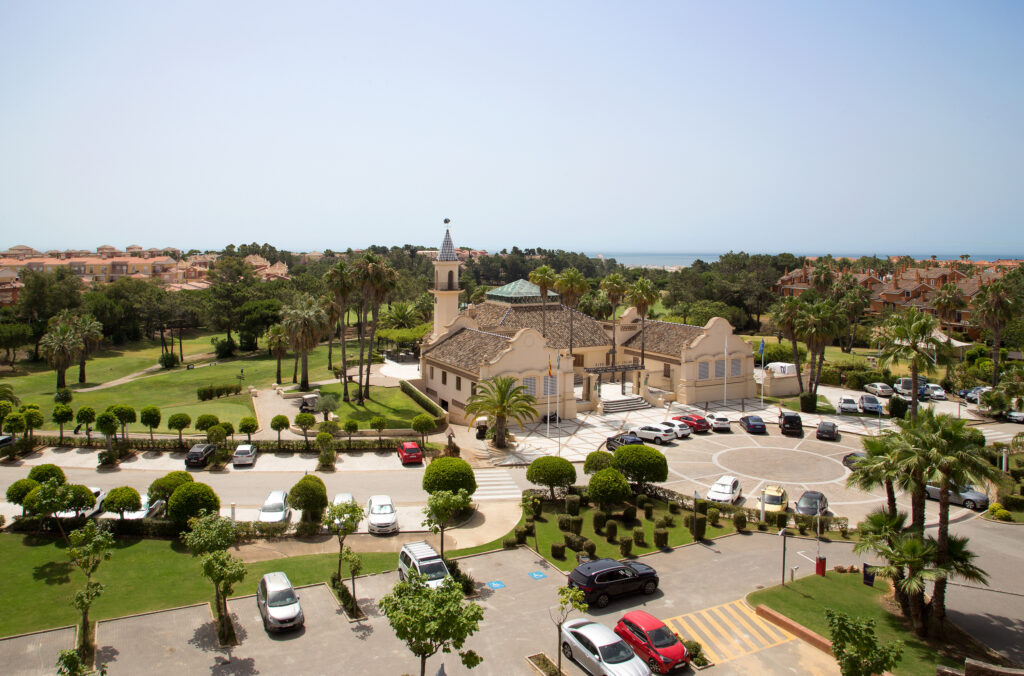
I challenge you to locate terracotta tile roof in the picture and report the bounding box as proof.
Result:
[422,328,510,374]
[622,319,705,356]
[464,302,610,350]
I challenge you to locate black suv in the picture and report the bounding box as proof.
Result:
[185,443,216,467]
[779,412,803,436]
[568,558,659,608]
[606,433,643,451]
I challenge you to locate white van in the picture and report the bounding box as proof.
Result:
[398,541,450,589]
[765,362,798,375]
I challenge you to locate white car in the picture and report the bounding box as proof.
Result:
[864,382,893,397]
[1007,411,1024,423]
[655,421,691,439]
[58,486,106,518]
[560,618,652,676]
[121,496,165,520]
[706,475,742,504]
[258,490,291,523]
[705,413,731,431]
[924,384,947,400]
[627,425,675,445]
[836,396,859,414]
[367,494,399,534]
[232,444,257,466]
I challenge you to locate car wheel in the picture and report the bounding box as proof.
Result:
[654,437,663,445]
[596,593,610,608]
[963,500,976,510]
[649,657,663,673]
[398,570,405,581]
[643,580,658,594]
[562,642,573,661]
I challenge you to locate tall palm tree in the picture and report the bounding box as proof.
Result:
[876,308,941,423]
[973,280,1015,387]
[322,294,342,372]
[554,268,589,357]
[854,509,910,615]
[281,294,328,392]
[324,261,354,388]
[795,299,842,396]
[600,273,628,368]
[39,323,81,390]
[810,260,835,295]
[769,297,805,392]
[837,285,871,353]
[352,254,378,404]
[625,277,659,368]
[847,433,902,517]
[464,376,538,449]
[931,282,967,378]
[379,302,419,329]
[871,533,945,637]
[529,265,557,339]
[363,258,397,399]
[265,323,289,385]
[71,314,103,384]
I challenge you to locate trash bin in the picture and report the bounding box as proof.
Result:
[475,424,487,439]
[815,556,826,576]
[863,564,876,587]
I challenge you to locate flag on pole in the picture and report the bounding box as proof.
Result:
[759,338,765,356]
[548,356,553,378]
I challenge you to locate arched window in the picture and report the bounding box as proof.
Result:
[447,270,455,289]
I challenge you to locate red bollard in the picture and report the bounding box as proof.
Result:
[815,556,826,576]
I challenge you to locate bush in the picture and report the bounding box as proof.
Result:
[295,520,321,538]
[775,512,789,529]
[757,520,768,531]
[148,471,194,504]
[524,517,535,535]
[502,535,517,549]
[563,533,584,551]
[690,514,707,540]
[255,521,288,538]
[168,482,220,524]
[422,457,477,495]
[695,499,708,515]
[526,456,577,500]
[318,446,336,470]
[592,510,608,533]
[987,502,1003,514]
[570,515,583,535]
[587,468,631,510]
[622,505,637,523]
[514,525,527,544]
[565,494,581,516]
[584,450,614,474]
[212,337,237,359]
[993,509,1013,522]
[733,512,748,531]
[799,391,818,413]
[612,444,668,486]
[557,514,571,531]
[443,557,477,596]
[635,494,648,508]
[669,501,681,514]
[632,526,645,547]
[795,514,812,534]
[289,475,328,521]
[661,513,675,528]
[158,352,180,369]
[619,536,633,557]
[551,542,566,559]
[684,640,709,668]
[582,539,597,557]
[888,396,909,419]
[999,494,1024,511]
[643,503,654,520]
[653,528,669,548]
[28,464,66,485]
[605,520,618,542]
[707,507,720,526]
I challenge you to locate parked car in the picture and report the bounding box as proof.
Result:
[924,484,988,510]
[894,377,929,400]
[864,382,893,397]
[614,610,689,673]
[397,441,423,464]
[120,495,165,520]
[963,387,989,403]
[656,420,691,439]
[779,411,803,436]
[858,395,883,414]
[607,433,644,451]
[58,486,106,518]
[704,413,731,432]
[561,618,652,676]
[541,412,562,423]
[257,572,304,632]
[184,443,216,467]
[738,415,767,433]
[836,396,859,414]
[398,541,450,589]
[0,435,13,450]
[706,475,742,504]
[1007,410,1024,424]
[367,494,399,534]
[567,558,659,608]
[795,491,829,515]
[232,444,257,467]
[628,425,675,445]
[756,485,788,513]
[258,490,291,523]
[842,452,867,469]
[673,414,711,432]
[816,421,839,441]
[924,384,946,400]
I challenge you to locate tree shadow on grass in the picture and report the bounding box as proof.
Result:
[32,560,73,585]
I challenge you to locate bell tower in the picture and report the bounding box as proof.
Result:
[431,221,461,341]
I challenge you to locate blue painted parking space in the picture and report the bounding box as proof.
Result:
[487,581,506,590]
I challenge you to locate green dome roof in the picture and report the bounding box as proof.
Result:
[485,279,560,304]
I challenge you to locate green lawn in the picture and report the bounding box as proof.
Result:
[318,384,432,429]
[747,572,960,676]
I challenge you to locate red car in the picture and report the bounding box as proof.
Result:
[397,441,423,464]
[614,610,689,673]
[673,414,711,433]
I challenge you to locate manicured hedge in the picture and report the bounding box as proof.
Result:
[399,379,446,424]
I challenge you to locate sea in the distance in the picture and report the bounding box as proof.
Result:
[588,252,1023,269]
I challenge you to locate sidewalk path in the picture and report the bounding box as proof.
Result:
[76,351,216,392]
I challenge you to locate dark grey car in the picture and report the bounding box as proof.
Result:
[924,484,988,510]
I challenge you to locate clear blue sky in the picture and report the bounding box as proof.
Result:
[1,2,1022,255]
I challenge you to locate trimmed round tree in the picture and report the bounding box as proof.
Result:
[104,486,142,518]
[270,414,290,448]
[295,412,316,449]
[369,415,387,446]
[148,470,194,505]
[588,468,631,511]
[411,413,435,446]
[195,414,220,432]
[109,404,136,439]
[316,432,335,469]
[28,463,66,485]
[422,457,477,495]
[206,424,228,445]
[140,406,161,441]
[4,411,26,439]
[238,416,258,442]
[611,444,668,491]
[168,481,220,525]
[23,408,43,441]
[584,450,614,475]
[6,478,40,515]
[95,411,119,452]
[66,484,97,514]
[168,413,191,446]
[54,388,73,405]
[219,421,235,440]
[288,474,328,521]
[76,406,96,442]
[52,403,74,443]
[526,456,577,500]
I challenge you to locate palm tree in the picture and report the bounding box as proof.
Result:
[0,383,19,405]
[854,509,911,615]
[352,254,377,404]
[836,285,871,353]
[625,277,659,368]
[973,280,1015,387]
[71,314,103,384]
[931,282,967,378]
[600,273,628,368]
[554,268,589,358]
[810,260,835,295]
[795,299,842,396]
[529,265,558,339]
[876,308,941,423]
[40,323,81,389]
[847,433,902,517]
[379,302,419,329]
[867,531,945,637]
[362,258,397,399]
[322,294,342,372]
[769,297,805,393]
[464,376,538,449]
[325,260,356,401]
[281,295,328,392]
[266,324,289,385]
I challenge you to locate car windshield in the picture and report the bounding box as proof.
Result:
[863,396,878,404]
[263,501,284,512]
[799,495,819,507]
[371,503,394,514]
[267,588,298,607]
[598,640,635,664]
[648,626,679,649]
[419,561,448,580]
[713,482,731,492]
[764,494,783,505]
[235,448,253,455]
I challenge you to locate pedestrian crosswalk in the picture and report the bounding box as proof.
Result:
[983,428,1023,445]
[473,469,523,501]
[661,599,793,665]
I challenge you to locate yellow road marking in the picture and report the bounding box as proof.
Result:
[661,599,796,666]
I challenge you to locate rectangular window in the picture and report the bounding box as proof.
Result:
[441,371,447,385]
[522,377,537,396]
[430,366,435,379]
[456,376,462,391]
[470,383,476,396]
[663,363,671,378]
[731,358,741,376]
[698,362,709,380]
[543,375,556,396]
[715,359,725,378]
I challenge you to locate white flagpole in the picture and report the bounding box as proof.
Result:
[760,342,765,406]
[723,334,728,407]
[557,354,562,457]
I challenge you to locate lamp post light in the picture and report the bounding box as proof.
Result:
[779,528,788,586]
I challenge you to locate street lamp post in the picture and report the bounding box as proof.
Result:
[780,528,788,587]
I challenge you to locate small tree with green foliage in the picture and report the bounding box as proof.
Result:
[103,486,142,518]
[95,412,118,453]
[342,546,364,612]
[206,424,227,446]
[344,419,359,448]
[825,609,903,676]
[109,404,136,440]
[295,412,316,449]
[195,414,220,432]
[75,406,96,442]
[271,414,290,448]
[526,456,576,500]
[316,432,335,469]
[167,413,191,446]
[52,403,74,443]
[552,585,588,676]
[67,520,114,661]
[378,572,484,676]
[0,400,12,432]
[220,420,234,440]
[54,387,73,405]
[139,406,161,441]
[6,478,39,515]
[612,444,668,491]
[423,457,477,495]
[588,468,631,511]
[4,410,26,440]
[182,511,244,644]
[315,393,340,422]
[289,474,328,521]
[24,479,73,543]
[323,498,365,579]
[370,415,387,445]
[168,481,220,524]
[23,407,44,442]
[412,414,435,446]
[148,470,193,505]
[238,416,258,442]
[422,489,472,560]
[28,463,66,484]
[584,450,614,474]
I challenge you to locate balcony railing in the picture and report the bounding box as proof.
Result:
[430,283,459,291]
